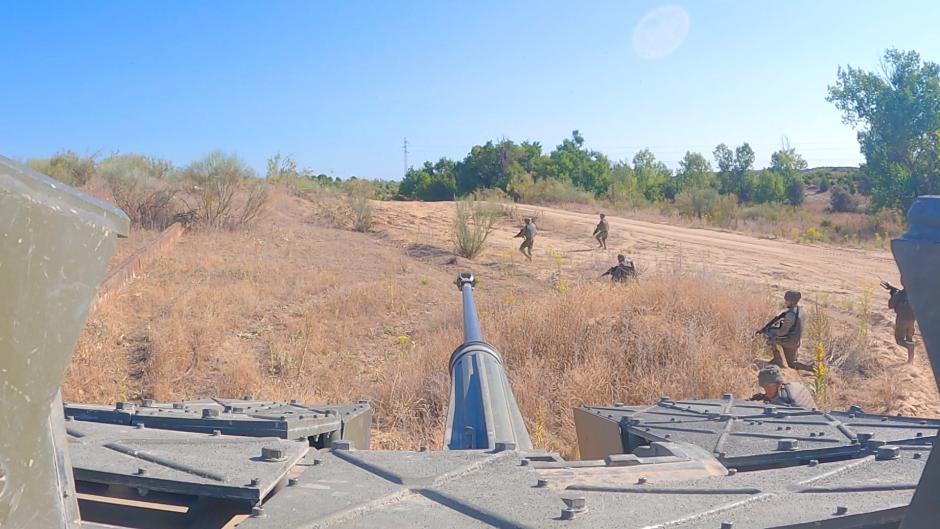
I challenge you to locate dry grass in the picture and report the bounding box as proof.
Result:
[64,186,934,460]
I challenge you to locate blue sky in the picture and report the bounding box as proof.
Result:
[2,1,939,180]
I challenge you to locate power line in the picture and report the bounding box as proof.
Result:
[403,137,409,177]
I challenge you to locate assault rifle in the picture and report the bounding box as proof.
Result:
[880,280,900,296]
[756,311,788,336]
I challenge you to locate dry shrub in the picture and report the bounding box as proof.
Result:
[98,154,178,229]
[453,199,501,258]
[179,151,269,230]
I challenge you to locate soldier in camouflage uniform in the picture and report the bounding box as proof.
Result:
[751,364,816,409]
[601,254,636,282]
[887,279,918,363]
[514,218,536,261]
[761,291,811,371]
[593,213,609,249]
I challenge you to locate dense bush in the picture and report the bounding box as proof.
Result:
[830,185,859,213]
[28,151,97,187]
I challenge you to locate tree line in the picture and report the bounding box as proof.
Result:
[400,131,822,208]
[402,48,940,214]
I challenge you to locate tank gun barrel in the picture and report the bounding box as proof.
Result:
[444,273,532,451]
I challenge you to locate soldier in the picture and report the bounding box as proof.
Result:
[514,217,536,261]
[600,254,636,282]
[750,364,817,409]
[593,213,609,249]
[883,279,917,363]
[758,290,811,371]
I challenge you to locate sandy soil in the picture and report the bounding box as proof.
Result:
[371,200,940,416]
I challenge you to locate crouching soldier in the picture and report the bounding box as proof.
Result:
[750,364,816,409]
[601,254,636,282]
[759,290,811,371]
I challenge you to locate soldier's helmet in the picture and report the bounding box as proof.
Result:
[617,254,625,262]
[758,364,785,386]
[524,217,531,224]
[784,291,801,303]
[600,213,606,218]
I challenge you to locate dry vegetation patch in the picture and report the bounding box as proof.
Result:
[66,189,938,459]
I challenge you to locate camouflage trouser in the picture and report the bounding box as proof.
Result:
[895,318,916,346]
[519,238,534,259]
[595,232,608,248]
[768,339,805,370]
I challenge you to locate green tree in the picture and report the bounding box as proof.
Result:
[632,148,670,201]
[827,48,940,210]
[400,159,456,201]
[785,176,806,206]
[732,143,756,202]
[770,147,808,206]
[676,151,715,192]
[752,170,785,203]
[549,130,612,194]
[713,143,735,194]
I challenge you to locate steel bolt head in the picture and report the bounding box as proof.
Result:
[914,452,923,459]
[288,478,299,486]
[172,402,184,409]
[562,497,586,510]
[261,446,286,461]
[251,506,265,518]
[637,476,647,484]
[835,506,848,515]
[614,402,624,407]
[249,478,260,487]
[721,522,734,529]
[136,467,147,475]
[876,445,901,460]
[777,438,799,451]
[141,399,155,407]
[660,395,672,402]
[723,393,733,400]
[867,439,887,450]
[419,445,429,452]
[727,468,737,476]
[135,423,145,429]
[536,479,548,488]
[764,406,777,416]
[857,432,873,444]
[561,508,578,520]
[211,429,222,436]
[494,441,517,452]
[809,459,819,467]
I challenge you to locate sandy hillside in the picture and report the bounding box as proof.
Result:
[372,199,939,416]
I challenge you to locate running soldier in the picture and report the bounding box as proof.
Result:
[514,217,536,261]
[601,254,636,282]
[593,213,609,249]
[882,279,917,363]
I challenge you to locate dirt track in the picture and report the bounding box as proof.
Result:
[372,200,939,416]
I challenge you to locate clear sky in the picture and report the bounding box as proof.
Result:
[2,1,939,180]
